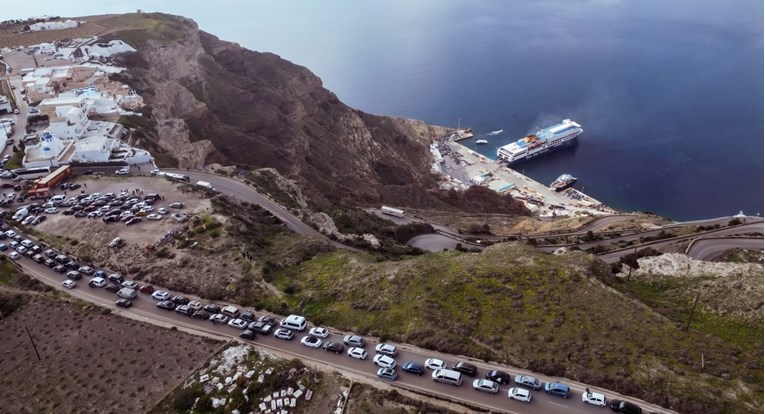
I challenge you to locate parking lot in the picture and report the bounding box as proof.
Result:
[16,175,213,248]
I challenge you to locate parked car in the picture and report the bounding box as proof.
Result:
[115,168,130,176]
[247,321,273,335]
[347,347,367,360]
[508,388,532,403]
[582,390,607,407]
[171,295,190,305]
[375,343,398,357]
[78,266,94,275]
[152,290,170,301]
[121,280,139,289]
[89,277,106,288]
[204,303,222,314]
[373,354,396,369]
[343,335,365,348]
[115,298,133,308]
[139,284,155,294]
[514,375,542,390]
[240,330,256,341]
[323,341,344,354]
[472,379,499,394]
[156,300,176,311]
[62,279,76,289]
[228,318,248,329]
[544,382,571,399]
[609,400,643,414]
[65,271,82,280]
[169,202,184,209]
[210,313,229,324]
[191,310,212,320]
[424,358,446,370]
[175,305,193,316]
[126,217,142,225]
[309,326,329,338]
[391,359,421,376]
[376,367,398,381]
[300,335,322,349]
[452,361,477,377]
[239,310,256,321]
[486,370,512,385]
[105,284,121,293]
[273,328,294,341]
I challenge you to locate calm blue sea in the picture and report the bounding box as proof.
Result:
[7,1,763,220]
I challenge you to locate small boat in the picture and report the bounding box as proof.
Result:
[550,173,577,192]
[476,139,488,145]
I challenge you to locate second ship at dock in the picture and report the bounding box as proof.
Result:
[496,119,582,164]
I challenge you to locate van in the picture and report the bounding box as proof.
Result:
[117,287,137,300]
[50,195,65,203]
[432,369,463,386]
[107,273,125,284]
[279,314,307,331]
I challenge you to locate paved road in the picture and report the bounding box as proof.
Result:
[685,237,764,261]
[596,222,764,263]
[1,239,671,414]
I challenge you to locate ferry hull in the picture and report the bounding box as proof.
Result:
[504,136,578,166]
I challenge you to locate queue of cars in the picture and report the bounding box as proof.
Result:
[0,224,650,413]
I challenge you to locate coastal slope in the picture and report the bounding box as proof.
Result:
[98,13,527,214]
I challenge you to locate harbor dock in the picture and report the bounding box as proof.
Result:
[432,134,615,218]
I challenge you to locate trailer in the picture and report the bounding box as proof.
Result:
[381,206,404,218]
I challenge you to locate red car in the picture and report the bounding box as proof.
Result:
[139,284,154,294]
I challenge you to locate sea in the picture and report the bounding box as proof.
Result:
[6,1,763,220]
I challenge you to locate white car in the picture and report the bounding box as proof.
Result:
[44,207,58,214]
[347,347,368,360]
[157,208,169,215]
[15,245,27,254]
[21,215,35,225]
[508,387,532,403]
[8,252,20,260]
[424,358,446,370]
[150,169,160,176]
[89,277,106,288]
[4,230,16,238]
[115,168,129,176]
[171,213,188,223]
[121,280,139,289]
[300,335,323,348]
[62,279,76,289]
[373,354,396,369]
[473,379,499,394]
[152,290,170,301]
[308,326,329,338]
[78,266,94,275]
[582,391,607,407]
[146,214,162,221]
[375,343,398,357]
[227,318,248,329]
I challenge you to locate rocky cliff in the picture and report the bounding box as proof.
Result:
[109,13,527,214]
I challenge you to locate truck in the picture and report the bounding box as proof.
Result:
[196,181,215,191]
[381,206,404,218]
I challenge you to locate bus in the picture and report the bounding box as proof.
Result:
[381,206,405,218]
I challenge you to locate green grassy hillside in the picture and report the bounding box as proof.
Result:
[273,243,762,414]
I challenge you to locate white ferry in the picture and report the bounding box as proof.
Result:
[497,119,582,164]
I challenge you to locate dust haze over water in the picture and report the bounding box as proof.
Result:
[6,0,763,220]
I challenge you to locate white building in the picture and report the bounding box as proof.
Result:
[23,132,73,169]
[0,95,11,114]
[47,106,90,139]
[70,136,119,163]
[29,20,79,31]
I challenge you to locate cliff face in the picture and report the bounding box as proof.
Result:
[111,13,527,214]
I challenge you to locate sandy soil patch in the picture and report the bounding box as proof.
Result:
[0,294,223,414]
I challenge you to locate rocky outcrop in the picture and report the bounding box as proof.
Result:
[110,13,527,215]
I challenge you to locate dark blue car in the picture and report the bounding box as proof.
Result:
[94,270,107,278]
[402,361,425,376]
[544,381,571,399]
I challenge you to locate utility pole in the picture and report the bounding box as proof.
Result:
[684,292,701,331]
[25,325,41,361]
